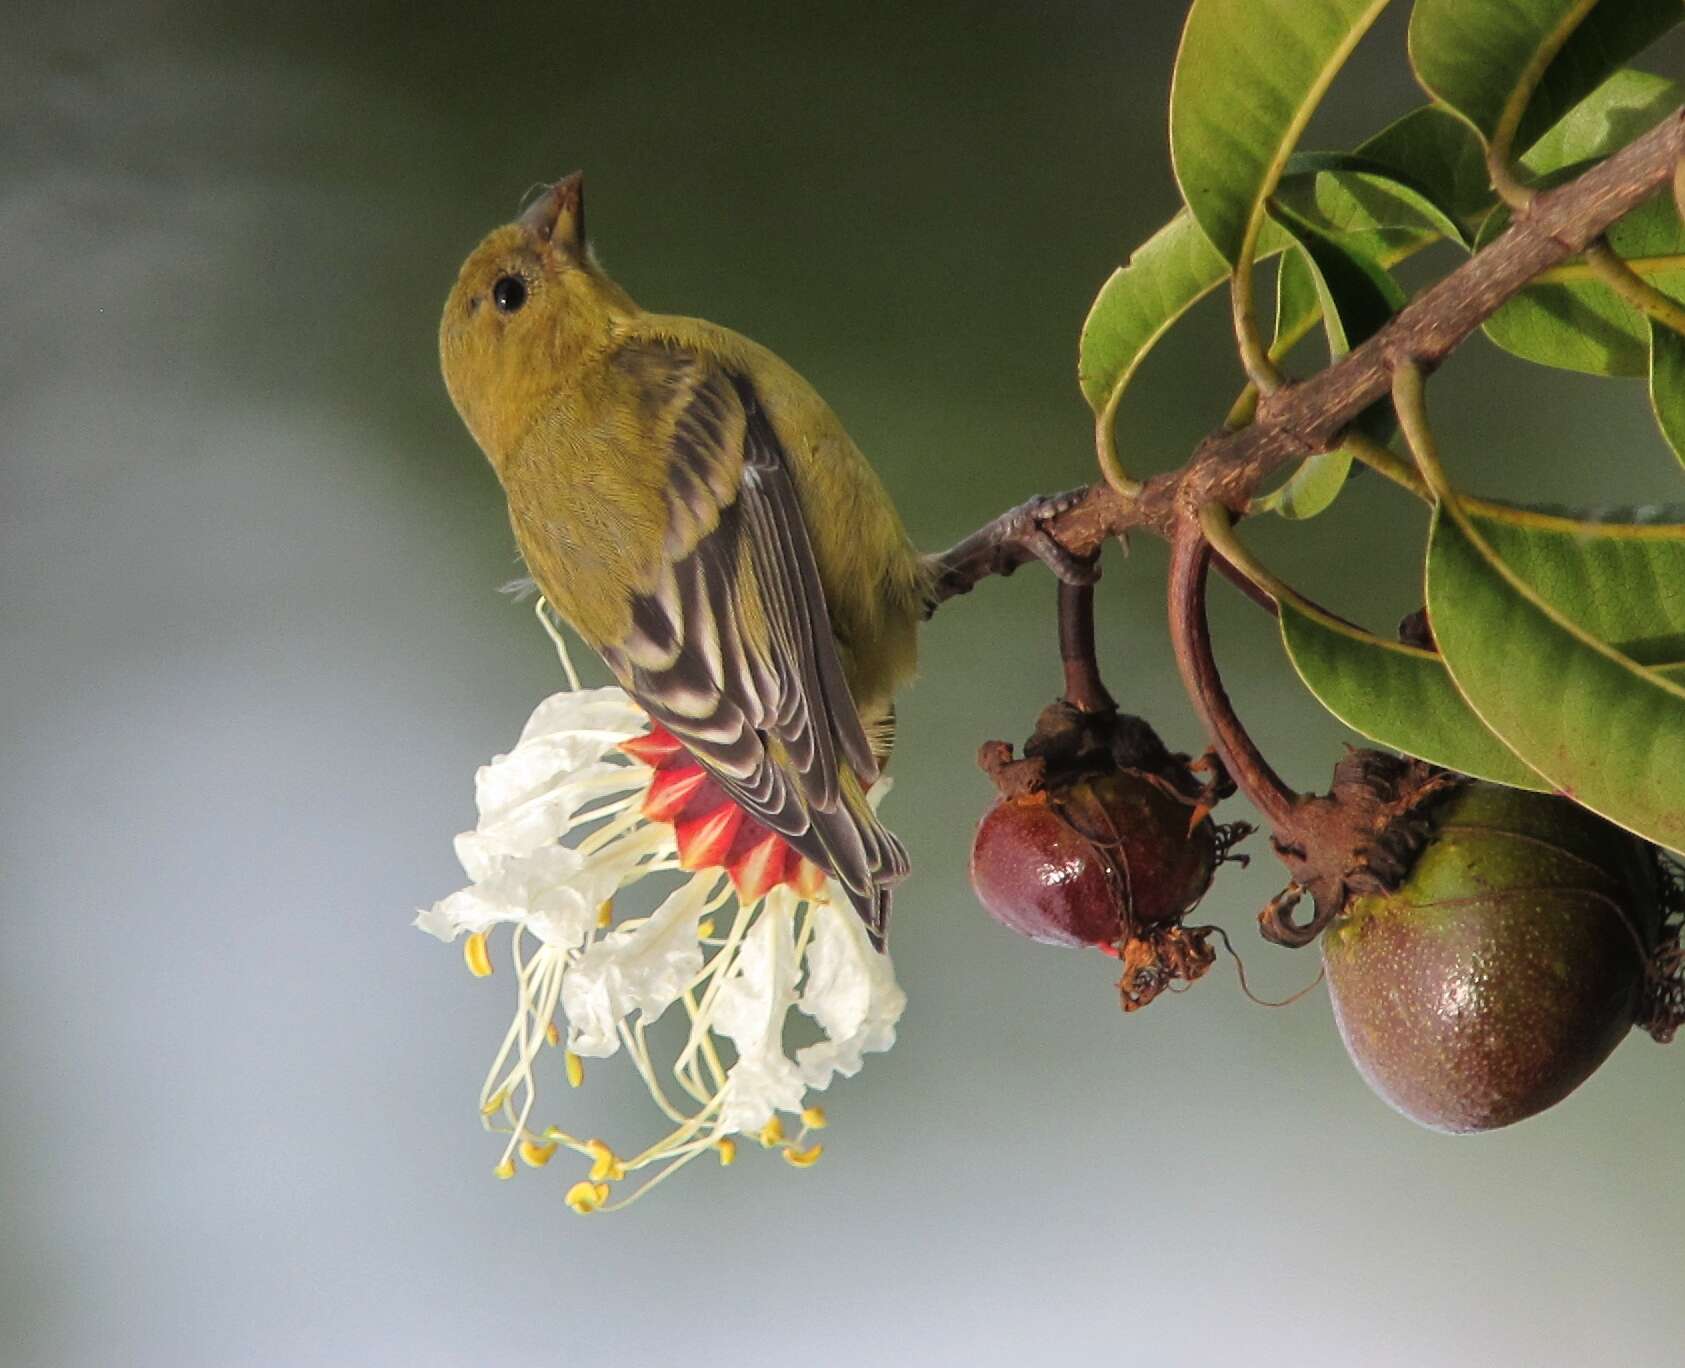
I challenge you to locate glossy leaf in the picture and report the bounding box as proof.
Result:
[1466,499,1685,660]
[1273,243,1323,350]
[1521,67,1684,174]
[1254,210,1404,517]
[1477,190,1685,374]
[1408,0,1682,153]
[1170,0,1391,266]
[1077,211,1292,411]
[1427,505,1685,853]
[1278,598,1549,788]
[1358,104,1495,228]
[1274,153,1468,245]
[1650,318,1685,468]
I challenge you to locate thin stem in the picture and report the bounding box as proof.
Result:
[1210,550,1280,616]
[1094,380,1144,499]
[1167,514,1302,835]
[1057,580,1116,714]
[1531,252,1685,286]
[1224,383,1260,432]
[1201,504,1377,637]
[1486,0,1600,210]
[1391,360,1452,498]
[1339,430,1432,502]
[1583,239,1685,335]
[1232,260,1285,394]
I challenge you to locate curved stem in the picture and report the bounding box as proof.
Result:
[1167,513,1302,834]
[1095,379,1144,499]
[1392,360,1452,497]
[1231,260,1285,394]
[1199,503,1368,635]
[1210,550,1280,616]
[1531,252,1685,286]
[1583,239,1685,335]
[1339,430,1432,502]
[1486,0,1600,210]
[1057,580,1115,715]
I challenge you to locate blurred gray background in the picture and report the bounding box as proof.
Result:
[4,2,1681,1364]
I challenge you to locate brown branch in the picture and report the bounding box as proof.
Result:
[930,105,1685,586]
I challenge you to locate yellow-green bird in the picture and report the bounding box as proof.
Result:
[439,174,930,947]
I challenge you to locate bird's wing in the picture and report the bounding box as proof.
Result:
[599,340,908,939]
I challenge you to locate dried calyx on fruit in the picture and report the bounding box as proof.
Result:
[969,699,1251,1010]
[1276,751,1685,1132]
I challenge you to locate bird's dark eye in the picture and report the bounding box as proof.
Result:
[492,275,528,313]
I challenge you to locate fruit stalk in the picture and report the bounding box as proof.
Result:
[1057,580,1116,715]
[1166,518,1301,836]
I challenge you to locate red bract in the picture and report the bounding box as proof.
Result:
[621,725,828,901]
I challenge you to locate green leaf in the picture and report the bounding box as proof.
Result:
[1254,209,1405,518]
[1271,227,1428,358]
[1272,207,1408,354]
[1408,0,1682,153]
[1273,242,1324,350]
[1275,153,1469,245]
[1170,0,1391,267]
[1358,105,1495,229]
[1255,451,1355,521]
[1521,66,1685,173]
[1649,317,1685,468]
[1427,503,1685,854]
[1476,189,1685,374]
[1079,212,1227,412]
[1466,499,1685,661]
[1077,211,1295,411]
[1278,599,1550,788]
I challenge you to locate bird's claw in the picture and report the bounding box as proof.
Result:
[1000,491,1096,586]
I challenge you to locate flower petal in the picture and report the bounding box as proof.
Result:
[795,897,907,1090]
[560,874,715,1055]
[712,895,806,1131]
[466,689,653,865]
[420,844,614,950]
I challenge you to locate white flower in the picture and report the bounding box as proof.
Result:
[416,604,907,1212]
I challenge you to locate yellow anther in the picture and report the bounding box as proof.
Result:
[697,917,716,939]
[715,1136,737,1166]
[519,1139,557,1168]
[480,1087,509,1117]
[565,1052,584,1088]
[463,930,493,978]
[596,900,614,929]
[800,1106,828,1130]
[758,1116,785,1148]
[783,1143,823,1168]
[545,1021,561,1047]
[564,1180,610,1214]
[585,1139,626,1182]
[493,1157,516,1180]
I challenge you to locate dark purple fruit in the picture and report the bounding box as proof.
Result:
[1322,783,1660,1133]
[969,771,1218,949]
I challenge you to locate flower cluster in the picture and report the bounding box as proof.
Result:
[417,644,906,1213]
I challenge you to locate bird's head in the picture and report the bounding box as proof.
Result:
[439,173,636,469]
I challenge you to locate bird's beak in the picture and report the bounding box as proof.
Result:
[519,172,586,258]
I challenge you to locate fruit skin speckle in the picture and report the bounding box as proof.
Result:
[1322,784,1662,1134]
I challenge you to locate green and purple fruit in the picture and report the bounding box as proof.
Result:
[1322,784,1660,1133]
